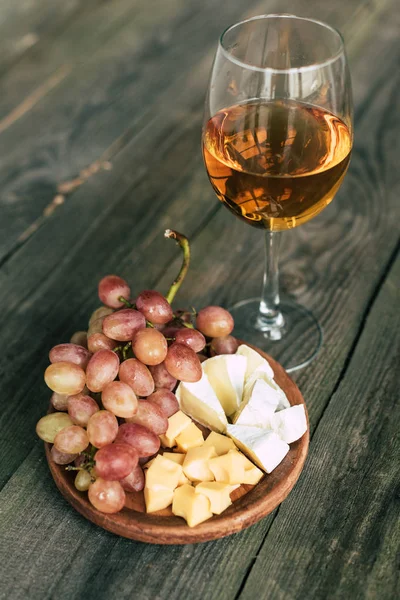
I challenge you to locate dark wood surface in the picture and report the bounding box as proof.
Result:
[0,0,398,598]
[45,349,309,545]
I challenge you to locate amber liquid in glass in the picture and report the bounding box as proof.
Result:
[203,100,352,231]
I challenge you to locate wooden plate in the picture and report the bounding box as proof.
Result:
[45,346,309,545]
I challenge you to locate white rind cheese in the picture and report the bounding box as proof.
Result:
[270,405,307,444]
[176,373,228,433]
[236,344,274,379]
[226,424,289,473]
[202,355,247,417]
[233,378,280,427]
[243,365,290,412]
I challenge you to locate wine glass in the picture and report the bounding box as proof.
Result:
[202,14,353,372]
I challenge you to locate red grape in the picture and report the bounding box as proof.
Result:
[86,350,119,392]
[94,443,138,481]
[87,333,117,353]
[36,413,73,443]
[51,392,69,411]
[101,381,138,418]
[161,324,185,338]
[44,362,86,395]
[49,343,92,369]
[115,423,160,457]
[119,465,145,492]
[119,358,155,397]
[174,328,206,352]
[210,335,239,355]
[132,329,168,366]
[67,394,99,427]
[75,470,92,492]
[98,275,131,309]
[102,309,146,342]
[87,410,119,448]
[135,290,173,324]
[50,446,78,465]
[146,389,179,418]
[125,400,168,435]
[148,362,177,391]
[70,331,88,348]
[88,478,125,513]
[164,343,202,382]
[89,307,114,327]
[196,306,234,338]
[54,425,89,454]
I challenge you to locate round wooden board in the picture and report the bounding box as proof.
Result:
[45,345,309,545]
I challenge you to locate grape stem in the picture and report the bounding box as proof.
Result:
[164,229,190,305]
[119,296,134,308]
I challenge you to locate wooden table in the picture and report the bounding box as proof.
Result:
[0,1,398,598]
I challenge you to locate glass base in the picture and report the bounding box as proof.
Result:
[229,297,322,373]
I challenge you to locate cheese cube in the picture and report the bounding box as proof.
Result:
[183,446,217,482]
[176,374,228,432]
[195,482,232,514]
[208,451,245,484]
[227,424,289,473]
[241,466,263,485]
[236,344,274,379]
[159,410,192,447]
[175,422,204,452]
[144,487,173,512]
[142,458,155,469]
[145,455,183,490]
[162,452,185,465]
[172,484,213,527]
[203,431,237,455]
[270,405,307,443]
[202,355,247,416]
[233,378,280,428]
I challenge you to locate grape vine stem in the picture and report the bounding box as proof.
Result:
[164,229,191,305]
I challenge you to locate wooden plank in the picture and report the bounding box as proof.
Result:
[0,0,90,74]
[237,252,400,600]
[0,1,398,599]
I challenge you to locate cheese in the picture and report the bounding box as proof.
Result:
[176,373,228,432]
[175,422,204,452]
[208,451,245,484]
[233,378,280,427]
[202,355,247,416]
[162,452,185,465]
[183,446,217,482]
[144,487,173,512]
[243,367,290,413]
[226,424,289,473]
[172,484,213,527]
[227,451,264,484]
[270,404,307,444]
[236,344,274,379]
[145,454,183,490]
[159,410,192,447]
[203,431,237,455]
[195,482,232,514]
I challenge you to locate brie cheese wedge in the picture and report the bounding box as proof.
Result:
[236,344,274,379]
[270,404,307,444]
[226,424,289,473]
[202,355,247,417]
[176,373,228,433]
[232,378,280,427]
[243,366,290,412]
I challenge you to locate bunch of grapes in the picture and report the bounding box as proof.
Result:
[36,231,238,514]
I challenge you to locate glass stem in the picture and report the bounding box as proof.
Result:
[256,231,285,337]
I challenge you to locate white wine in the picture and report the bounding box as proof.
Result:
[203,100,352,231]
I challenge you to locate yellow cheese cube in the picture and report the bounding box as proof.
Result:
[162,452,185,465]
[175,422,204,452]
[241,466,263,485]
[177,473,191,486]
[203,432,237,455]
[159,411,192,447]
[208,452,245,484]
[195,482,232,514]
[145,455,183,490]
[144,486,173,512]
[142,458,155,469]
[172,484,213,527]
[183,446,217,482]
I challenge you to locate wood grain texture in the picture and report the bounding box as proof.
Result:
[237,254,400,600]
[45,350,309,544]
[0,0,399,598]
